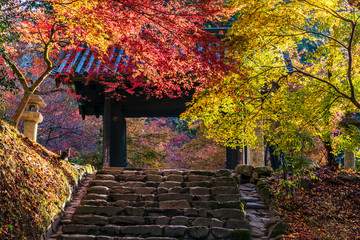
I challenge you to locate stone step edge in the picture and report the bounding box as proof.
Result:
[43,168,95,240]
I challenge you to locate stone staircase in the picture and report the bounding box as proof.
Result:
[240,184,270,240]
[54,168,270,240]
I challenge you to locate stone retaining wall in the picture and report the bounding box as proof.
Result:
[42,165,94,240]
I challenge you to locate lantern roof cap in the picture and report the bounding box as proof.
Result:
[28,94,46,108]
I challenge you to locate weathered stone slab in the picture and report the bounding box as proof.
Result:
[147,175,163,182]
[214,177,237,186]
[163,225,187,237]
[192,217,211,226]
[115,237,144,240]
[121,182,145,188]
[212,187,239,195]
[241,196,259,202]
[110,187,132,194]
[110,216,145,225]
[166,175,183,182]
[170,216,189,225]
[214,181,238,187]
[245,202,267,210]
[211,227,232,238]
[234,165,254,177]
[188,175,212,182]
[209,208,245,220]
[84,194,108,201]
[157,187,168,194]
[57,234,96,240]
[72,215,108,225]
[210,218,224,228]
[191,201,219,209]
[62,224,100,234]
[97,167,123,175]
[254,166,274,177]
[184,208,199,217]
[144,169,161,175]
[133,187,156,194]
[100,224,122,236]
[190,187,210,195]
[140,194,155,201]
[155,216,171,225]
[124,175,146,182]
[133,200,158,208]
[197,208,208,217]
[193,195,211,201]
[74,206,123,216]
[219,201,244,209]
[95,174,116,181]
[168,187,182,193]
[124,207,145,216]
[215,194,241,202]
[80,199,107,206]
[188,226,209,239]
[123,170,140,175]
[146,207,183,217]
[186,181,213,188]
[188,170,215,176]
[121,225,162,236]
[146,238,178,240]
[112,200,130,207]
[110,194,139,202]
[145,181,159,188]
[158,181,181,188]
[215,169,232,177]
[226,219,249,229]
[87,186,110,195]
[159,200,190,209]
[89,180,119,188]
[158,193,193,201]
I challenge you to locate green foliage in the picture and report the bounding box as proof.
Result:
[126,118,226,169]
[185,0,360,165]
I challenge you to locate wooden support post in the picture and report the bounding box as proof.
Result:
[110,101,127,167]
[103,96,111,167]
[103,96,127,167]
[226,147,242,169]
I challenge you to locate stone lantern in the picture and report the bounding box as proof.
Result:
[21,94,46,142]
[339,112,360,169]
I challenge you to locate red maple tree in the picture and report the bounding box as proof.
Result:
[1,0,234,128]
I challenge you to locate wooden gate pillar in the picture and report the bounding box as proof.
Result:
[226,147,244,169]
[103,96,127,167]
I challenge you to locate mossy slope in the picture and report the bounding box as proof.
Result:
[0,120,90,239]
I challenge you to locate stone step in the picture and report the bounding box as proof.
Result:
[241,196,260,202]
[55,168,266,240]
[59,225,239,239]
[245,202,267,210]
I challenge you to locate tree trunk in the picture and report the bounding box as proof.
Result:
[323,140,338,170]
[11,92,32,128]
